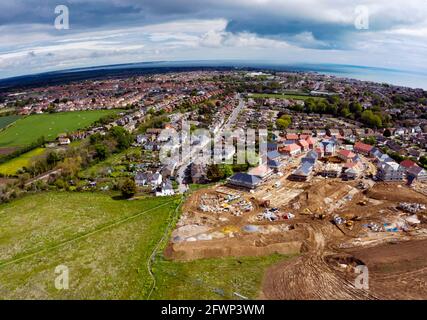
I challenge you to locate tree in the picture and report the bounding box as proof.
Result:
[206,164,233,182]
[383,129,392,137]
[109,126,132,151]
[361,110,383,128]
[46,151,62,166]
[120,178,137,199]
[276,115,292,130]
[95,144,108,160]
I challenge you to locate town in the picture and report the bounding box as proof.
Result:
[0,69,426,300]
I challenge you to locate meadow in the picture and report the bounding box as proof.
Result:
[0,191,288,299]
[0,148,45,176]
[151,254,287,299]
[0,192,180,299]
[0,115,21,130]
[0,110,119,149]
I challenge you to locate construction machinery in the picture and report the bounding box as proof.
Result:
[313,213,327,220]
[345,220,354,230]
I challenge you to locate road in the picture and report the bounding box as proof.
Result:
[175,94,245,193]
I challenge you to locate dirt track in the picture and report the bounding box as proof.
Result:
[261,222,377,300]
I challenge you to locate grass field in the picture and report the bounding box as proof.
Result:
[0,110,119,149]
[0,191,290,299]
[0,115,21,130]
[0,192,181,299]
[250,93,324,101]
[151,254,288,299]
[0,148,45,176]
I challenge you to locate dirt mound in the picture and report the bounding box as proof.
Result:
[366,183,427,204]
[165,231,304,261]
[344,239,427,299]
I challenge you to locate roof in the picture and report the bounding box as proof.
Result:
[378,161,401,171]
[305,136,315,144]
[400,159,417,169]
[354,141,374,153]
[282,143,301,152]
[298,140,309,147]
[267,142,278,149]
[267,159,282,168]
[370,147,383,158]
[267,150,281,160]
[286,134,299,140]
[407,165,425,176]
[292,162,314,176]
[248,165,271,177]
[321,140,335,149]
[302,151,318,165]
[229,173,262,186]
[338,149,356,158]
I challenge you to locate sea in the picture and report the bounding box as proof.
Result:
[1,60,427,90]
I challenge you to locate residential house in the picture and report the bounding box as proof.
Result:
[280,143,301,156]
[298,139,309,151]
[285,133,299,143]
[267,150,282,161]
[400,159,418,171]
[354,141,374,155]
[376,162,404,181]
[135,171,162,187]
[58,137,71,145]
[321,140,336,156]
[228,173,262,189]
[407,166,427,183]
[321,163,341,178]
[267,159,283,171]
[288,161,314,181]
[337,149,356,162]
[305,136,315,149]
[267,142,278,152]
[155,180,175,197]
[301,150,318,165]
[315,146,324,158]
[248,165,273,180]
[190,163,207,184]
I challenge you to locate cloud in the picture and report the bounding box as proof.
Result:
[0,1,427,78]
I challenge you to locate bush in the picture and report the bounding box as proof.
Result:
[120,178,137,199]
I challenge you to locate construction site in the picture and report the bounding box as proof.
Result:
[165,171,427,299]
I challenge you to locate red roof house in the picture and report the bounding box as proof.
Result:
[400,159,417,170]
[354,142,374,155]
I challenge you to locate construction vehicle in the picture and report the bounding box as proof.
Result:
[302,208,313,215]
[345,220,354,230]
[358,200,367,206]
[313,213,326,220]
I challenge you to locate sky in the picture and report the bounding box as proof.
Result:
[1,0,427,80]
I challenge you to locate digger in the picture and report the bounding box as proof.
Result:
[345,220,354,230]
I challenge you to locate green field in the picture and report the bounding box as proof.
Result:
[0,148,45,176]
[151,254,287,299]
[0,192,181,299]
[0,115,21,130]
[250,93,324,101]
[0,191,288,299]
[0,110,119,149]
